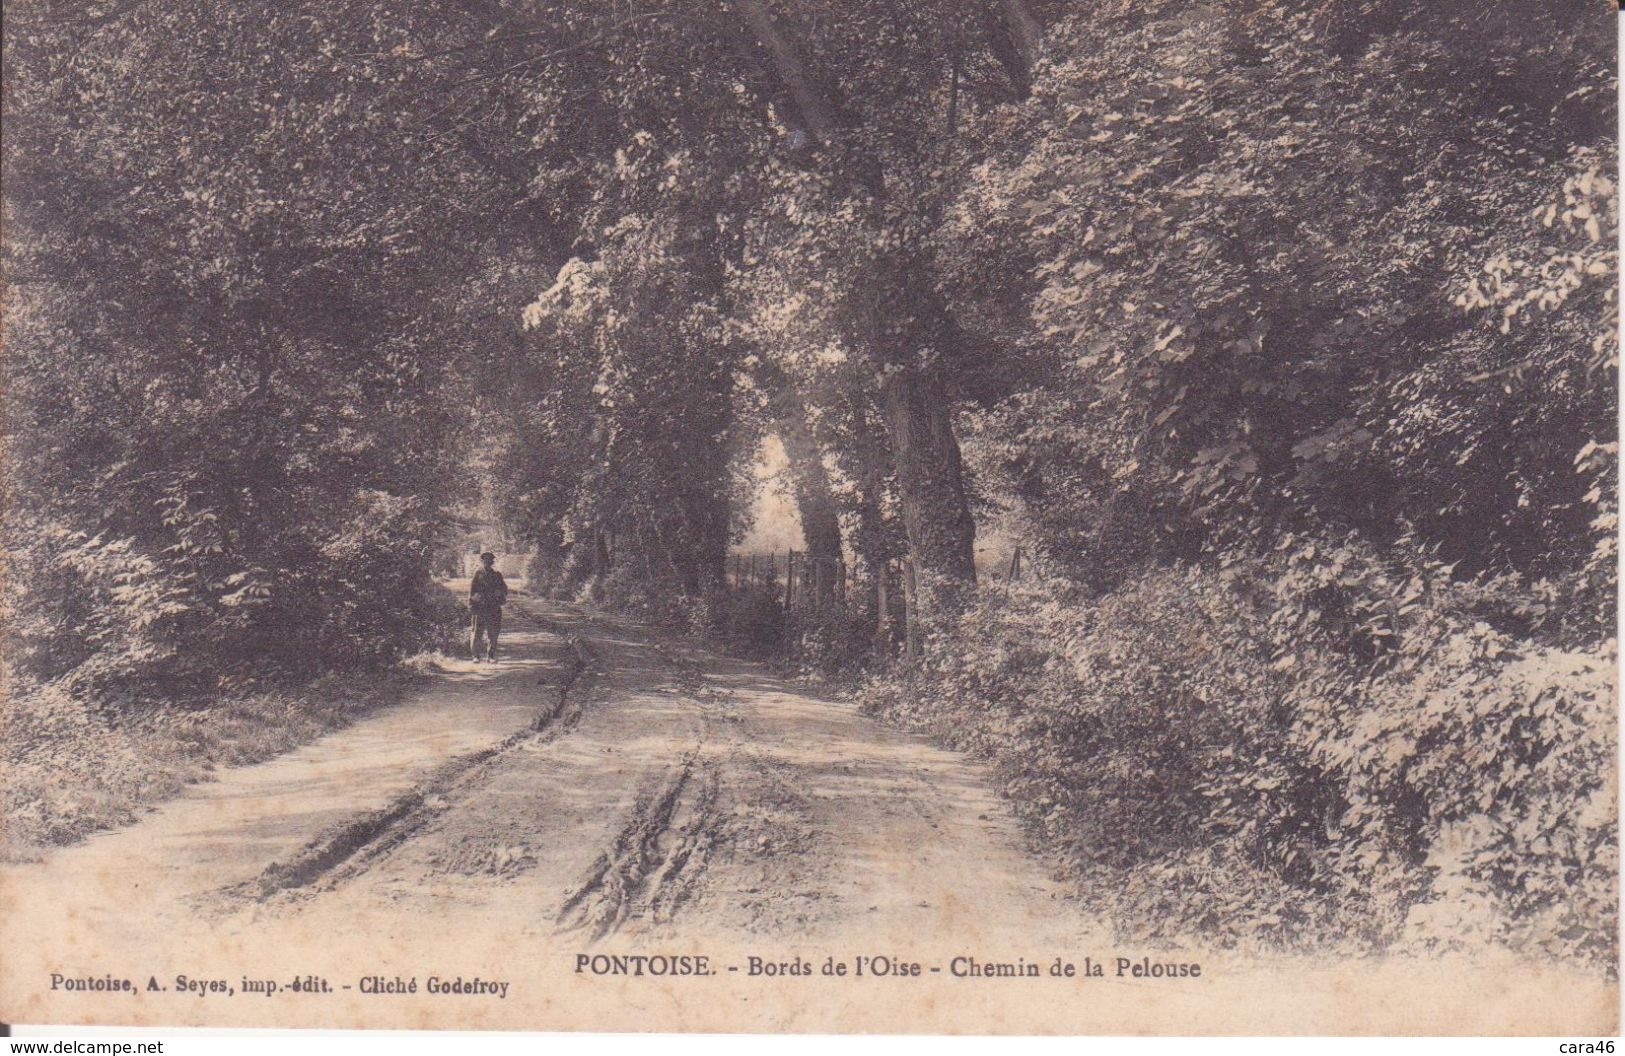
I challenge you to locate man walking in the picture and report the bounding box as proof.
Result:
[469,551,509,662]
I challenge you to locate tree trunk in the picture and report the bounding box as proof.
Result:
[881,368,977,590]
[735,3,976,620]
[733,0,835,144]
[840,392,904,654]
[983,0,1044,98]
[1000,0,1044,77]
[775,405,842,601]
[873,566,894,654]
[901,558,921,660]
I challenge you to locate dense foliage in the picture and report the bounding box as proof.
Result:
[939,1,1616,594]
[863,0,1618,967]
[4,1,516,700]
[3,0,531,846]
[3,0,1616,966]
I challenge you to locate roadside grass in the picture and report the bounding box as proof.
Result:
[1,670,422,862]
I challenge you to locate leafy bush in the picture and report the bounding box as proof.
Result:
[583,561,881,674]
[3,517,198,703]
[0,504,456,855]
[1326,614,1616,965]
[850,0,1618,971]
[782,600,877,678]
[585,567,791,657]
[584,568,708,633]
[860,552,1617,967]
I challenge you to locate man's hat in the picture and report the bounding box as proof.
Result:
[480,551,495,561]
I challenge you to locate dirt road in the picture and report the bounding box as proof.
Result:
[2,595,1097,1025]
[3,595,1610,1033]
[196,595,1095,949]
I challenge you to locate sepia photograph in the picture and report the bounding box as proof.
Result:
[0,0,1619,1038]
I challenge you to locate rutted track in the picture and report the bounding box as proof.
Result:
[556,750,722,939]
[219,634,606,905]
[183,596,1093,948]
[185,599,768,942]
[5,595,1617,1034]
[7,592,1096,968]
[245,611,747,937]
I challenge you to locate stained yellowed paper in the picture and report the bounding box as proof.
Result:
[3,0,1620,1037]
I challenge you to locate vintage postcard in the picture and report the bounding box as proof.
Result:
[1,0,1619,1036]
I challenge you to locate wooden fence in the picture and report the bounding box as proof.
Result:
[728,549,848,609]
[728,545,1028,659]
[728,545,1027,600]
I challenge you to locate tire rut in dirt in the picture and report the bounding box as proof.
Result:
[555,749,723,941]
[209,636,602,909]
[557,630,837,940]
